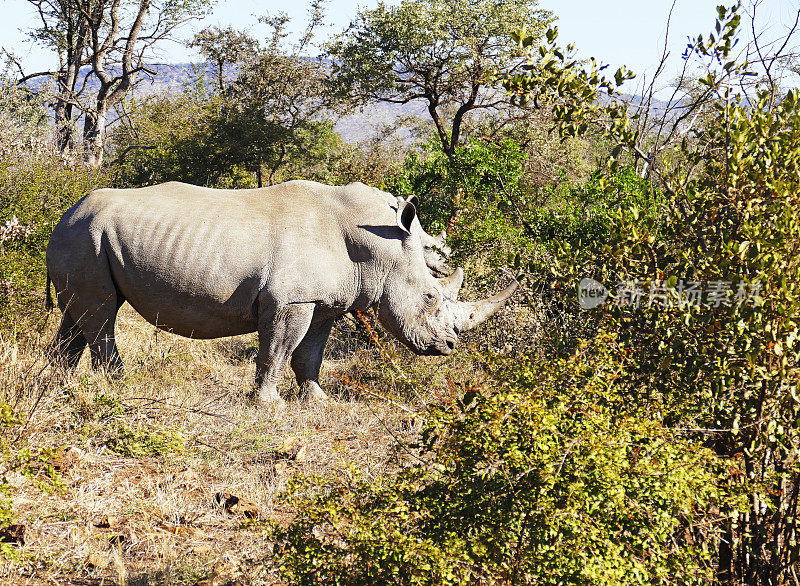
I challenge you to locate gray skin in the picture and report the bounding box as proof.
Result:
[45,180,517,406]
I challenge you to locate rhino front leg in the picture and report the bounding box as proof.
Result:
[291,318,335,403]
[251,302,315,407]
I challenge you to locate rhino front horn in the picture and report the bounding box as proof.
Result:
[455,279,518,332]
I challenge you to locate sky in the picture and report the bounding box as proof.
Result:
[1,0,798,93]
[538,0,800,95]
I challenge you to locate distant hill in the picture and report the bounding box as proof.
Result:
[47,62,680,144]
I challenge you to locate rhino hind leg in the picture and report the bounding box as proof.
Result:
[48,310,88,369]
[290,318,335,403]
[54,283,124,376]
[87,318,124,376]
[251,301,316,407]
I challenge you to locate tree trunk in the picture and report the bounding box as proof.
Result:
[717,520,734,585]
[80,0,152,167]
[268,144,287,186]
[83,107,107,167]
[53,98,74,153]
[53,43,85,153]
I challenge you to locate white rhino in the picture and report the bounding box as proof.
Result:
[45,180,516,405]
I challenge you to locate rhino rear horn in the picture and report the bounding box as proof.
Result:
[438,267,464,298]
[455,279,518,332]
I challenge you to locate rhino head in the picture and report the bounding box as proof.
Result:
[375,199,517,356]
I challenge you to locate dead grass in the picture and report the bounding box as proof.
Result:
[0,305,477,585]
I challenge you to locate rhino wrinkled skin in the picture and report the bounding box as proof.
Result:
[46,180,517,405]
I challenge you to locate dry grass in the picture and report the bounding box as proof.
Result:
[0,305,479,585]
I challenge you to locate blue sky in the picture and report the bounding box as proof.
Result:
[2,0,797,92]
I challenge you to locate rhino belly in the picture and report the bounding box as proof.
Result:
[113,268,261,339]
[105,224,263,340]
[118,278,260,339]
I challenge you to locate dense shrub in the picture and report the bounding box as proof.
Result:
[386,137,539,270]
[551,86,800,584]
[526,166,657,247]
[506,6,800,582]
[0,83,107,326]
[108,91,258,188]
[386,136,654,271]
[273,333,721,584]
[109,83,344,188]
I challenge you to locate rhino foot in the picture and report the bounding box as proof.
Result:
[247,387,287,410]
[302,381,331,404]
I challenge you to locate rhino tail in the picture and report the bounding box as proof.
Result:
[45,272,53,311]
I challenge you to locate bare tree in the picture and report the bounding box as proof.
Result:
[14,0,90,152]
[7,0,210,166]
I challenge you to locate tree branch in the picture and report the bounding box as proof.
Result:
[106,144,156,166]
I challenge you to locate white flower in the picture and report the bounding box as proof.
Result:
[0,216,36,243]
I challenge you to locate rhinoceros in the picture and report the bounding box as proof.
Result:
[45,180,517,405]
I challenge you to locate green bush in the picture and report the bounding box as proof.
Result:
[548,86,800,584]
[526,167,657,246]
[108,91,258,188]
[506,6,800,582]
[386,137,541,268]
[109,87,345,189]
[0,151,106,327]
[273,333,720,584]
[0,402,22,552]
[386,137,653,276]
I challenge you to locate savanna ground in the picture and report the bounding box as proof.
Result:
[1,298,523,585]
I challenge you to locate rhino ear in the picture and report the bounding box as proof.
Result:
[397,200,416,234]
[405,194,420,210]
